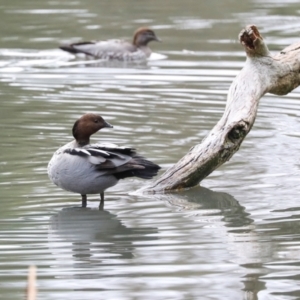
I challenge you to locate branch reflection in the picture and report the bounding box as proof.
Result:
[162,186,253,228]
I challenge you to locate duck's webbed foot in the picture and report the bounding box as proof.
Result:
[99,192,104,210]
[81,194,87,208]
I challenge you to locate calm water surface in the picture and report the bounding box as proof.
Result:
[0,0,300,299]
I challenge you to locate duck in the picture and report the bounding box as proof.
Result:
[59,27,161,61]
[47,113,161,208]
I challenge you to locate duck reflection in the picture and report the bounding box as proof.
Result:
[49,207,157,262]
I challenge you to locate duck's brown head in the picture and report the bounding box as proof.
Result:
[72,113,113,146]
[133,27,161,47]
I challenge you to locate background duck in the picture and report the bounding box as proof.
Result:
[47,113,161,208]
[59,27,161,61]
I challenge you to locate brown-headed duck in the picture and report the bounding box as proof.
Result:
[59,27,161,61]
[47,113,160,208]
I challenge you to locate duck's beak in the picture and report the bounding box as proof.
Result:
[154,36,162,42]
[104,121,113,128]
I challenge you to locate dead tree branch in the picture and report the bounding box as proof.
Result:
[144,25,300,193]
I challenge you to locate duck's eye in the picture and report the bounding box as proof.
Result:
[94,119,99,123]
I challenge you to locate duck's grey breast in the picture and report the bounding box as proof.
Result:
[48,150,118,195]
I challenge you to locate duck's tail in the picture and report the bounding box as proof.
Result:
[59,42,94,55]
[115,155,161,180]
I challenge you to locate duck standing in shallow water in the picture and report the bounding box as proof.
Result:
[48,113,160,208]
[59,27,161,61]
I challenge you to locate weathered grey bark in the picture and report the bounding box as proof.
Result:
[144,25,300,193]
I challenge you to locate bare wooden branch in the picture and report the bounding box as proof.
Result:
[143,25,300,193]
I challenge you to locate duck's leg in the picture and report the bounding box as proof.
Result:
[99,192,104,210]
[81,194,87,208]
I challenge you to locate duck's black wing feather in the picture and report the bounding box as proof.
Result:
[64,144,160,179]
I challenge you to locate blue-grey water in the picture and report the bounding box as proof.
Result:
[0,0,300,299]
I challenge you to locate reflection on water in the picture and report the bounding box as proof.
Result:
[0,0,300,299]
[0,48,167,69]
[158,187,300,300]
[162,186,253,228]
[49,207,157,262]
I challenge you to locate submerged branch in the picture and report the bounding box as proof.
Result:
[144,25,300,193]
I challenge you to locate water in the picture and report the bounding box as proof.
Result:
[0,0,300,299]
